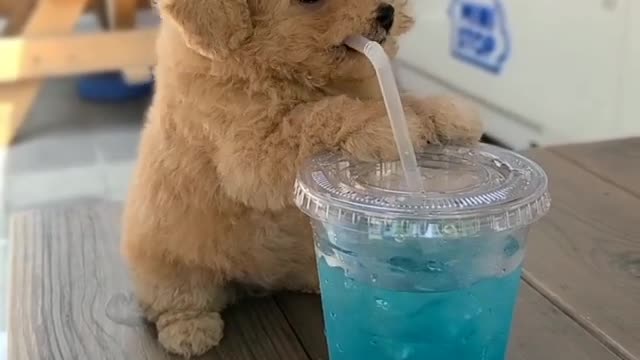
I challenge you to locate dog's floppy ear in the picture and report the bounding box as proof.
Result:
[160,0,253,58]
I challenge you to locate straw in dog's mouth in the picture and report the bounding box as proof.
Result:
[341,31,387,52]
[333,28,389,59]
[363,28,389,45]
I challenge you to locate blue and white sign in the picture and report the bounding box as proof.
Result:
[449,0,511,74]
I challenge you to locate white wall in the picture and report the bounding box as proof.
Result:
[396,0,638,149]
[621,0,640,136]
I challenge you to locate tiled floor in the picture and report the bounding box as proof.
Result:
[2,10,160,216]
[4,77,147,216]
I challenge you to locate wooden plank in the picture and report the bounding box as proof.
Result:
[550,137,640,198]
[16,0,89,35]
[107,0,155,84]
[275,293,326,360]
[2,0,37,36]
[0,0,89,145]
[523,149,640,360]
[8,203,310,360]
[0,0,150,16]
[510,285,618,360]
[0,81,43,144]
[0,29,157,83]
[95,0,112,29]
[275,284,621,360]
[112,0,139,28]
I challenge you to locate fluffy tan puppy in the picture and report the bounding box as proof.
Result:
[122,0,483,357]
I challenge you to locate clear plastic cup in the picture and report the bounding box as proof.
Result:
[294,144,551,360]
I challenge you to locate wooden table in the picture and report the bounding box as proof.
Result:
[7,138,640,360]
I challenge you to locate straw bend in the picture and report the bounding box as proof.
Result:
[344,36,424,192]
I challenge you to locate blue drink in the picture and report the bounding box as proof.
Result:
[314,226,526,360]
[295,146,551,360]
[318,259,522,360]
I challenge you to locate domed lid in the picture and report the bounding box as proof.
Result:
[294,144,551,237]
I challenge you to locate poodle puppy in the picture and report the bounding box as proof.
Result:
[122,0,483,357]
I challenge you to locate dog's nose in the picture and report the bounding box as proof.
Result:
[376,4,395,32]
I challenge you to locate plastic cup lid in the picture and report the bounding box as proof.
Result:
[294,144,551,237]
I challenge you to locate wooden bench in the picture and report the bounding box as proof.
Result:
[7,139,640,359]
[0,0,157,145]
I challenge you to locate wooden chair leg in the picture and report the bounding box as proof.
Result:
[3,0,38,36]
[0,0,89,146]
[107,0,153,84]
[95,0,111,29]
[114,0,138,28]
[95,0,150,29]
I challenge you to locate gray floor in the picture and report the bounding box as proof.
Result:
[2,10,160,217]
[4,77,147,220]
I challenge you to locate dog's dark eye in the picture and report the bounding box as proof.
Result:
[297,0,325,10]
[299,0,321,4]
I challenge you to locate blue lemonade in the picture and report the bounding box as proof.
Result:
[294,147,551,360]
[318,257,522,360]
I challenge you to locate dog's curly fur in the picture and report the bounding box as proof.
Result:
[122,0,483,356]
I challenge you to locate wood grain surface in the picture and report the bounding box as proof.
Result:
[8,203,310,360]
[7,139,640,360]
[525,148,640,360]
[550,138,640,198]
[508,285,618,360]
[275,293,327,360]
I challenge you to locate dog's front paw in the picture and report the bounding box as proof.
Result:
[157,311,224,357]
[407,96,484,145]
[341,106,423,162]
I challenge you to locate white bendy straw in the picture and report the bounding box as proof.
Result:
[344,35,423,192]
